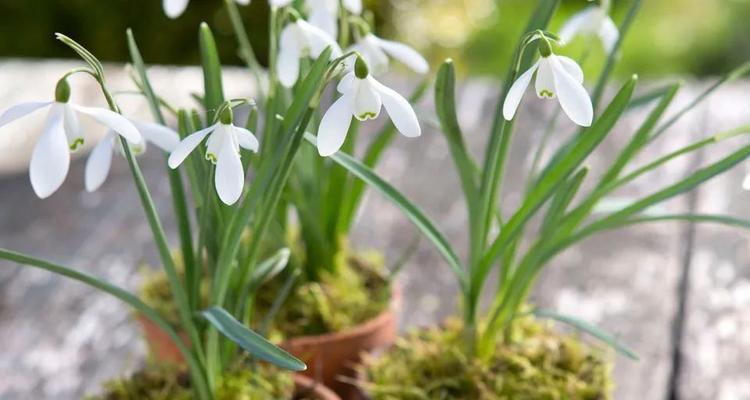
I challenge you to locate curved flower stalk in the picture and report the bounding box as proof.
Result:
[503,35,593,127]
[168,107,259,205]
[86,121,180,192]
[163,0,249,19]
[559,0,619,54]
[349,33,429,76]
[317,56,421,156]
[278,15,343,88]
[0,79,142,198]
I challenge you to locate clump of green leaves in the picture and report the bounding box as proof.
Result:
[360,317,612,400]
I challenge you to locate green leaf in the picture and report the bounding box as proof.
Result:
[248,248,291,292]
[308,133,467,289]
[533,309,639,360]
[614,214,750,231]
[540,167,588,236]
[199,22,225,122]
[201,306,306,371]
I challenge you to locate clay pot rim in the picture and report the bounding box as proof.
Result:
[293,374,341,400]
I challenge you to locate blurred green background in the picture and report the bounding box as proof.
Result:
[0,0,747,78]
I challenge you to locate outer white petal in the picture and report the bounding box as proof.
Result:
[555,56,585,84]
[0,101,53,128]
[371,78,421,138]
[550,56,594,127]
[278,25,302,87]
[599,16,619,54]
[503,62,539,121]
[270,0,293,7]
[337,72,356,93]
[535,58,556,99]
[85,132,115,192]
[309,6,338,39]
[317,95,353,156]
[370,36,429,74]
[30,107,69,199]
[72,105,143,145]
[342,0,362,14]
[559,7,598,44]
[233,126,259,152]
[298,20,342,58]
[352,78,382,121]
[215,135,245,205]
[168,124,217,168]
[62,104,84,151]
[743,173,750,191]
[134,121,180,152]
[235,0,251,5]
[359,38,390,75]
[163,0,189,18]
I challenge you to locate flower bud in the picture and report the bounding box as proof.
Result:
[55,79,71,103]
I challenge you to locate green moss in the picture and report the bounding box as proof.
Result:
[255,250,392,338]
[359,318,613,400]
[87,363,295,400]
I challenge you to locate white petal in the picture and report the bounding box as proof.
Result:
[358,39,390,76]
[353,78,382,121]
[168,124,217,168]
[503,62,538,121]
[235,0,250,5]
[370,35,429,74]
[233,126,259,152]
[278,26,302,88]
[270,0,292,7]
[371,77,421,138]
[72,105,143,144]
[559,7,598,44]
[0,101,53,128]
[215,135,245,205]
[309,7,338,39]
[743,173,750,191]
[85,132,115,192]
[298,20,342,58]
[62,104,84,151]
[343,0,362,14]
[599,16,619,54]
[337,72,356,93]
[30,107,69,199]
[317,95,353,156]
[535,58,556,99]
[556,56,585,84]
[550,56,594,127]
[163,0,189,18]
[134,121,180,152]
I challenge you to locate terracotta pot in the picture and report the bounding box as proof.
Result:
[294,374,341,400]
[136,314,188,364]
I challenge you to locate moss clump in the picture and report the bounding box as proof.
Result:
[87,363,295,400]
[359,318,613,400]
[255,250,391,338]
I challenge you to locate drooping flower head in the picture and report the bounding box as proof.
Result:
[168,106,259,205]
[317,56,421,156]
[348,30,429,76]
[278,13,343,88]
[503,33,593,127]
[559,0,619,54]
[0,78,143,198]
[163,0,250,19]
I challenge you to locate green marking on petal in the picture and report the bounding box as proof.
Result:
[356,112,378,121]
[69,138,84,152]
[205,152,218,164]
[539,89,554,98]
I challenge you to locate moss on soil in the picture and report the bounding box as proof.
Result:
[359,317,613,400]
[86,363,296,400]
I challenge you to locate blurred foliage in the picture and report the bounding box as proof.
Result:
[0,0,748,78]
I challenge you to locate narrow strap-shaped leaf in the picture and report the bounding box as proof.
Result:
[540,167,588,236]
[533,308,639,360]
[201,306,306,371]
[0,249,211,400]
[615,214,750,231]
[199,23,225,122]
[307,134,468,289]
[247,248,291,292]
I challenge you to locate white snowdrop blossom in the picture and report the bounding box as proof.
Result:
[317,58,421,157]
[743,169,750,191]
[278,17,342,88]
[163,0,250,19]
[349,33,429,76]
[304,0,364,38]
[168,111,259,205]
[0,80,142,198]
[85,122,180,192]
[503,40,593,127]
[559,0,619,54]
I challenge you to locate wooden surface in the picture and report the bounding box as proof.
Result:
[0,60,748,399]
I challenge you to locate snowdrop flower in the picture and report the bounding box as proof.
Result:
[349,33,429,76]
[0,79,142,198]
[163,0,250,19]
[559,0,618,54]
[86,121,180,192]
[278,15,342,88]
[317,56,421,156]
[503,36,593,127]
[304,0,364,38]
[168,107,259,205]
